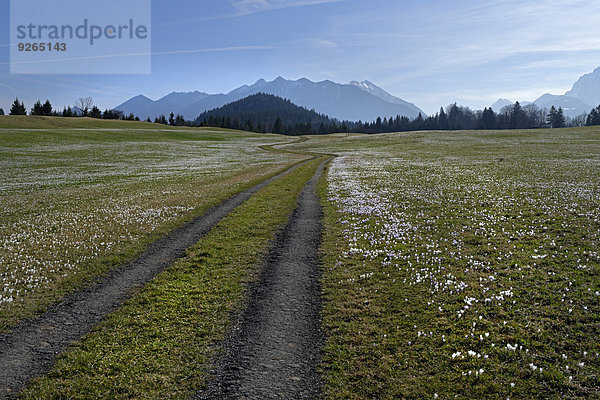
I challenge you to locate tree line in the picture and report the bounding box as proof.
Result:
[5,95,600,133]
[195,99,600,134]
[5,97,138,121]
[5,96,186,125]
[352,102,576,133]
[195,114,350,134]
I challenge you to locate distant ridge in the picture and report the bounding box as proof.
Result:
[490,67,600,118]
[566,67,600,106]
[115,77,425,122]
[491,98,513,113]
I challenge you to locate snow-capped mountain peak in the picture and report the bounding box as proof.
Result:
[348,80,423,116]
[349,80,404,105]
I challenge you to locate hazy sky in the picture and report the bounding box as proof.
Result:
[2,0,600,115]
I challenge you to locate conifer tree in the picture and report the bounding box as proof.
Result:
[273,117,284,134]
[10,98,27,115]
[438,107,449,129]
[89,106,102,119]
[510,102,528,129]
[555,107,565,128]
[586,105,600,126]
[42,100,53,116]
[481,107,496,129]
[63,106,74,117]
[546,106,557,128]
[31,101,44,115]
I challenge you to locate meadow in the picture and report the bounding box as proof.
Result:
[0,117,305,332]
[1,116,599,399]
[288,128,600,399]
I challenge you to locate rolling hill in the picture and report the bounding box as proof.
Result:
[194,93,343,134]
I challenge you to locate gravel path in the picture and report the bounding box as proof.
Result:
[196,159,327,400]
[0,160,308,400]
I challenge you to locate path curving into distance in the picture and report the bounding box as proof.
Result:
[196,158,328,400]
[0,158,310,400]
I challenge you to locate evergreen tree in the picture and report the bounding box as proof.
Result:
[62,106,74,117]
[546,106,557,128]
[447,103,464,129]
[586,105,600,126]
[0,108,4,116]
[31,101,44,115]
[169,112,175,125]
[102,109,123,119]
[555,107,565,128]
[387,116,395,132]
[10,98,27,115]
[510,101,528,129]
[318,122,326,134]
[42,100,53,116]
[546,106,565,128]
[89,106,102,119]
[414,113,424,130]
[273,117,284,134]
[175,114,186,126]
[438,107,449,129]
[481,107,497,129]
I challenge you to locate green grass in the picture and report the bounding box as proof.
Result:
[0,115,165,129]
[6,120,600,398]
[0,125,307,332]
[21,157,326,399]
[309,127,600,399]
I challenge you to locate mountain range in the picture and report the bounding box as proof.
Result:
[115,77,425,122]
[116,67,600,122]
[492,67,600,118]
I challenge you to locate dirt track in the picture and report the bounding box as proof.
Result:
[196,159,327,400]
[0,160,308,400]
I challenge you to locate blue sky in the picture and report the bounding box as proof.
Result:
[2,0,600,115]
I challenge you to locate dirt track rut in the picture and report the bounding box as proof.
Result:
[196,159,327,400]
[0,160,308,400]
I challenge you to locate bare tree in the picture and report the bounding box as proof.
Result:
[75,97,94,116]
